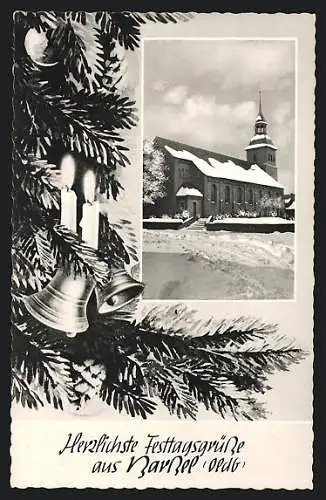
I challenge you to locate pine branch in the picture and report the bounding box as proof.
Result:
[199,343,307,385]
[95,12,141,50]
[143,358,198,419]
[14,11,58,32]
[100,37,128,92]
[75,92,137,131]
[100,383,157,418]
[129,12,195,25]
[62,11,87,26]
[95,12,194,50]
[48,19,104,94]
[11,154,55,229]
[120,325,190,362]
[81,346,157,418]
[104,215,139,263]
[49,225,110,286]
[91,309,306,420]
[171,358,266,419]
[11,247,45,293]
[11,294,28,327]
[183,333,307,397]
[14,155,62,212]
[98,213,131,266]
[13,224,56,272]
[11,225,56,294]
[15,77,131,166]
[139,304,278,346]
[11,326,74,409]
[11,367,44,409]
[97,169,126,199]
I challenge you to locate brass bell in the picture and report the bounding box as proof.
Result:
[23,268,95,336]
[95,268,144,315]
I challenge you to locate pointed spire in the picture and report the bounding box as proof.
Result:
[256,90,266,122]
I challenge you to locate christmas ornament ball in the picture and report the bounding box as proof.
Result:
[24,28,58,67]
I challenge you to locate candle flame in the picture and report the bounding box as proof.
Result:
[60,154,75,189]
[83,170,96,203]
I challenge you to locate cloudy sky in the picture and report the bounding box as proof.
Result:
[144,39,295,192]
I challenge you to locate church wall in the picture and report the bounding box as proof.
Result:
[246,146,278,181]
[203,177,283,217]
[263,164,278,181]
[147,148,283,218]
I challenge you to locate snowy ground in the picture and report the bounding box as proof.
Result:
[142,230,294,300]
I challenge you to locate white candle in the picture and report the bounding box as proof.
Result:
[80,171,99,249]
[60,154,77,231]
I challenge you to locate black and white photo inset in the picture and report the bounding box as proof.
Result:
[142,39,296,300]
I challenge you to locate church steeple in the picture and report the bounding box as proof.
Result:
[245,92,279,181]
[257,91,266,122]
[255,91,267,134]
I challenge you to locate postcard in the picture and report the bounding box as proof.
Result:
[10,12,315,489]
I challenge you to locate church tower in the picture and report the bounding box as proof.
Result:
[245,92,279,181]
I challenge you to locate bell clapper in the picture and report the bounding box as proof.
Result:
[66,331,78,338]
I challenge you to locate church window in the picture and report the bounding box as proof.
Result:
[237,187,242,203]
[225,185,230,203]
[249,188,253,203]
[211,184,217,202]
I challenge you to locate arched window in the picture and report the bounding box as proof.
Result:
[225,185,230,203]
[237,187,242,203]
[211,184,217,202]
[249,188,253,203]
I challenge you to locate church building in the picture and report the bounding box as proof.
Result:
[151,94,284,218]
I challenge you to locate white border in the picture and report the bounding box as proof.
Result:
[139,37,145,281]
[140,36,297,304]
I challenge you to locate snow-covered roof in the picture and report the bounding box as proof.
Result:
[176,186,203,197]
[255,114,266,123]
[164,145,283,189]
[250,134,272,141]
[247,132,276,149]
[245,143,278,150]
